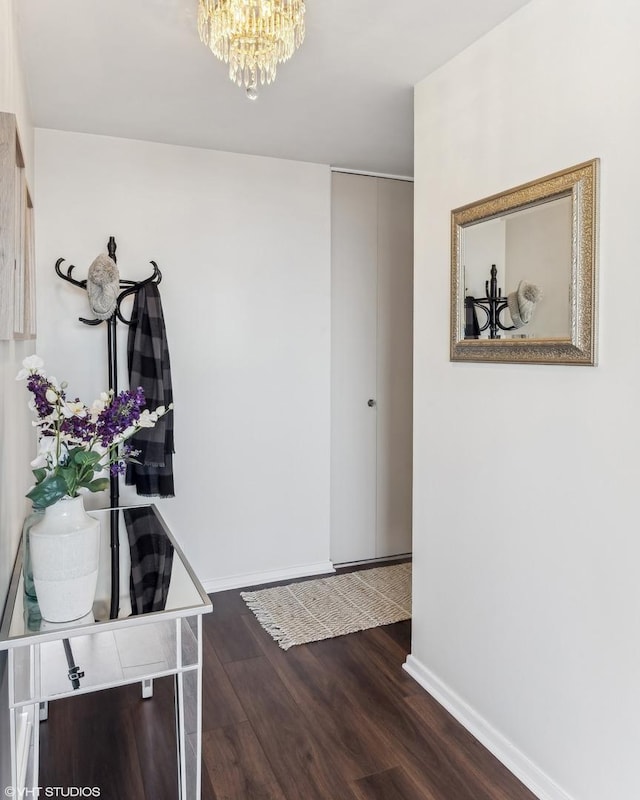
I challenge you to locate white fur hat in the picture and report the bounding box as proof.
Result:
[507,280,542,329]
[87,254,120,320]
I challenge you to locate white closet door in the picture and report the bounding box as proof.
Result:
[376,178,413,557]
[331,173,413,565]
[330,173,378,563]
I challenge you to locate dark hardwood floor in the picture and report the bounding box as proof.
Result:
[39,566,537,800]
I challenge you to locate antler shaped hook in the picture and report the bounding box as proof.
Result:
[55,258,87,289]
[115,261,162,324]
[55,258,106,325]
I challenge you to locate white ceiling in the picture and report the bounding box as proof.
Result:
[18,0,532,176]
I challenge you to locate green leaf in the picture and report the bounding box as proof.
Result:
[32,468,47,484]
[26,475,68,508]
[59,466,78,494]
[72,449,101,466]
[86,478,109,493]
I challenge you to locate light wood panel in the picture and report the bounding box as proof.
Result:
[0,112,35,341]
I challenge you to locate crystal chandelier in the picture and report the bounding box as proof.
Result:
[198,0,306,99]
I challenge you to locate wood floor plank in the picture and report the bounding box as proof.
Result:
[204,604,264,664]
[241,610,398,780]
[202,626,248,731]
[311,634,500,800]
[200,766,219,800]
[206,587,253,618]
[352,767,434,800]
[224,655,360,800]
[203,721,287,800]
[354,624,421,697]
[403,690,539,800]
[40,686,147,800]
[381,618,412,652]
[128,677,178,800]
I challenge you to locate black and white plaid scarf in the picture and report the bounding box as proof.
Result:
[125,283,175,497]
[123,506,174,614]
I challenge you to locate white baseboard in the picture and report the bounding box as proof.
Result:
[202,560,335,594]
[403,655,575,800]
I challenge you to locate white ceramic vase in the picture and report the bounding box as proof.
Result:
[29,494,100,623]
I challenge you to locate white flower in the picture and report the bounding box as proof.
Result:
[62,401,87,418]
[109,427,133,447]
[45,388,58,404]
[137,410,157,428]
[16,354,45,381]
[89,398,107,420]
[31,436,58,469]
[24,355,44,369]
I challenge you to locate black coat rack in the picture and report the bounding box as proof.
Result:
[54,236,162,619]
[464,264,515,340]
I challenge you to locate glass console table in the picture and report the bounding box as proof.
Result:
[0,504,212,798]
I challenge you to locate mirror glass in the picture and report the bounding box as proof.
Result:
[450,160,598,365]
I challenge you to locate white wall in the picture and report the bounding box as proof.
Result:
[409,1,640,799]
[35,129,332,590]
[0,0,34,790]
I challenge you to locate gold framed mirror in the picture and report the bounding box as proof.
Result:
[450,159,599,365]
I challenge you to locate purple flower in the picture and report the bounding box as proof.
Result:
[26,373,57,419]
[96,387,146,447]
[59,409,96,443]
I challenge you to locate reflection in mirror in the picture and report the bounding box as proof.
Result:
[451,160,598,365]
[464,195,571,339]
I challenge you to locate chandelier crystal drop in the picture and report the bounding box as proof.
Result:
[198,0,306,95]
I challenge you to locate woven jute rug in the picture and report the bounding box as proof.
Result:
[241,562,411,650]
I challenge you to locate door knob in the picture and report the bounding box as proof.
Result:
[367,399,376,407]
